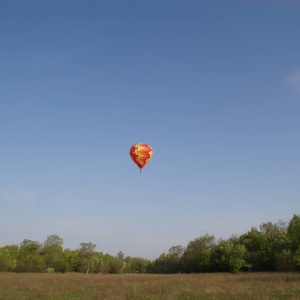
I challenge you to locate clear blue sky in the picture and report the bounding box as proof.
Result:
[1,0,299,259]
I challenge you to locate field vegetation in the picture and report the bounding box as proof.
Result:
[0,214,300,299]
[1,214,300,275]
[0,272,300,300]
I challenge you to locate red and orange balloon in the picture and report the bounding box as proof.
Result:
[130,143,153,173]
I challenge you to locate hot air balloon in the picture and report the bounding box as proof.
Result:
[130,143,153,173]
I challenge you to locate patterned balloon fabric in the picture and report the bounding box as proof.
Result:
[129,143,153,172]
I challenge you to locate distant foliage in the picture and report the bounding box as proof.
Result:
[0,214,300,274]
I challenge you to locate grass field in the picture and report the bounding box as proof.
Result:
[0,272,300,300]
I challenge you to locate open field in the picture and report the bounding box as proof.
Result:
[0,273,300,300]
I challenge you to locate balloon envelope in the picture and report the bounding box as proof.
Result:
[130,143,153,172]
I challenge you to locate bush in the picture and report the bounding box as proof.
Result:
[45,267,55,273]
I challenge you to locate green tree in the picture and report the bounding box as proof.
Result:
[167,245,184,273]
[294,246,300,271]
[42,234,66,272]
[98,253,124,274]
[274,249,294,272]
[78,242,97,273]
[93,252,104,273]
[260,221,287,237]
[16,239,45,272]
[63,249,79,272]
[149,245,184,274]
[127,257,150,273]
[182,234,215,273]
[101,253,112,274]
[215,237,249,274]
[287,214,300,252]
[0,245,19,272]
[108,256,124,273]
[239,227,268,271]
[115,252,126,273]
[0,248,13,271]
[149,253,170,274]
[258,221,289,270]
[117,251,125,260]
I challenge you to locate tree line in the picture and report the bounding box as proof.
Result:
[0,214,299,274]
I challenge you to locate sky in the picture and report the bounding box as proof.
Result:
[1,0,300,260]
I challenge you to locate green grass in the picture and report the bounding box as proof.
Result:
[0,272,300,299]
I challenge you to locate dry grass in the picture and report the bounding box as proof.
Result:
[0,272,300,299]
